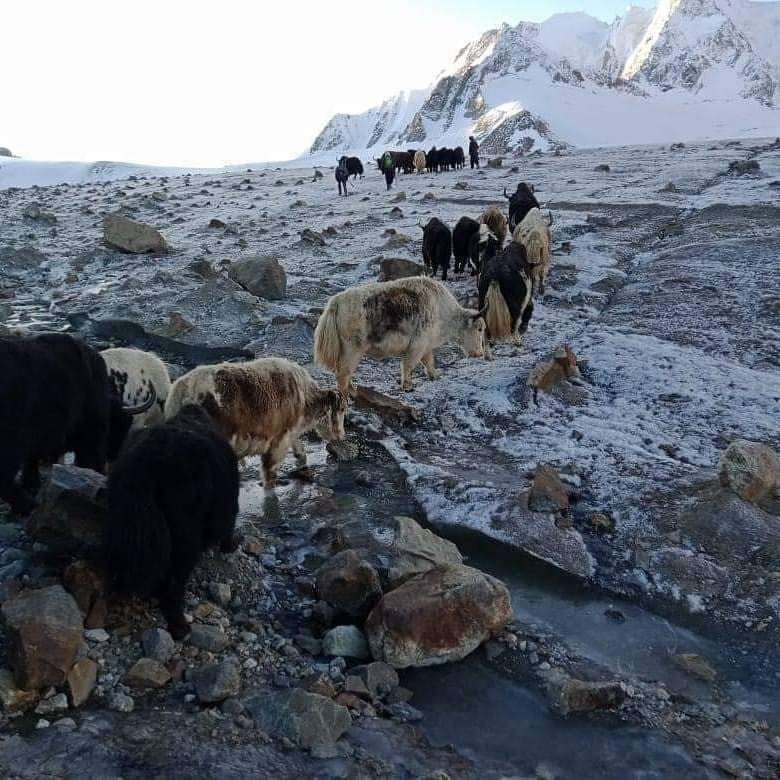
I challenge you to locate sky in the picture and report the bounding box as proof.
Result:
[1,1,668,166]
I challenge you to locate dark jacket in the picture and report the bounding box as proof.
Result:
[469,139,479,158]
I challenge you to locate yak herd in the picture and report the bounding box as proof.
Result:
[0,164,552,638]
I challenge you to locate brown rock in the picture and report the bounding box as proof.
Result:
[103,213,167,254]
[377,257,425,282]
[2,585,83,689]
[547,674,627,715]
[228,254,286,300]
[528,345,579,399]
[315,550,382,619]
[353,385,420,425]
[67,658,98,707]
[63,559,105,617]
[672,653,717,683]
[126,658,171,689]
[386,516,463,588]
[168,312,194,334]
[366,565,512,668]
[718,440,779,503]
[0,668,38,713]
[85,598,108,630]
[528,465,569,513]
[302,673,337,699]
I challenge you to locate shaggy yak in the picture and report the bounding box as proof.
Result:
[452,216,481,275]
[477,226,534,356]
[480,205,508,247]
[335,158,350,196]
[413,149,427,173]
[342,156,363,179]
[504,183,540,230]
[105,404,240,639]
[421,217,452,281]
[453,146,466,169]
[165,357,347,487]
[314,276,488,393]
[0,333,154,515]
[512,207,553,296]
[426,147,439,173]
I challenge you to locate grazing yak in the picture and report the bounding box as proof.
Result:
[477,226,534,354]
[0,333,154,515]
[454,146,465,169]
[314,276,488,393]
[105,404,240,639]
[513,207,553,296]
[505,183,540,230]
[480,205,508,247]
[426,147,439,173]
[452,216,481,275]
[413,150,427,173]
[165,357,347,487]
[341,156,363,180]
[335,158,350,196]
[421,217,452,281]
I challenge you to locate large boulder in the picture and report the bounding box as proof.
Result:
[718,440,779,503]
[228,255,287,300]
[1,585,83,689]
[315,550,382,618]
[366,564,512,668]
[192,660,240,703]
[377,257,425,282]
[244,689,351,748]
[103,213,167,254]
[528,465,569,513]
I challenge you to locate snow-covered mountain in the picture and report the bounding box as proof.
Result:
[309,0,779,156]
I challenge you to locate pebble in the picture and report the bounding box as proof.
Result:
[84,629,110,643]
[108,692,135,713]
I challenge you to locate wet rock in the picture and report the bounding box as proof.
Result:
[228,254,287,300]
[326,439,359,462]
[366,565,512,668]
[546,673,627,715]
[377,257,425,282]
[190,624,229,653]
[487,158,503,168]
[528,465,569,513]
[141,628,176,664]
[315,550,382,619]
[2,585,83,689]
[672,653,717,683]
[26,464,106,553]
[126,658,171,689]
[385,701,423,722]
[348,662,399,699]
[726,159,760,176]
[66,658,98,707]
[353,385,420,424]
[103,212,167,253]
[718,440,778,503]
[322,626,370,659]
[244,689,351,748]
[386,516,463,588]
[193,660,240,703]
[0,668,38,713]
[594,164,611,172]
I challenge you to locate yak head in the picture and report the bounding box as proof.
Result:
[458,308,488,360]
[314,389,348,442]
[107,386,158,460]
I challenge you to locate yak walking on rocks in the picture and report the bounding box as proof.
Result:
[105,404,240,638]
[421,217,452,281]
[336,158,350,196]
[453,216,481,275]
[505,183,540,230]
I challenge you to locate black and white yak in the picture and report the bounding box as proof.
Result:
[421,217,452,281]
[105,404,240,638]
[477,226,534,357]
[504,183,540,230]
[452,216,481,275]
[0,333,155,515]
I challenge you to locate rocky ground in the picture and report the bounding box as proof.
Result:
[1,139,779,778]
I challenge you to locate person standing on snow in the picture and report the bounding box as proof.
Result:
[468,136,480,169]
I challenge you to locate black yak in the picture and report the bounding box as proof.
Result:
[469,136,480,169]
[452,216,481,274]
[104,404,240,638]
[336,158,349,196]
[422,217,452,281]
[477,226,534,354]
[505,183,540,230]
[342,156,363,179]
[454,146,465,169]
[438,148,455,172]
[427,147,439,173]
[0,333,154,515]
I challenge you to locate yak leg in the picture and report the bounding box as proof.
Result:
[400,343,428,391]
[291,436,307,465]
[421,350,440,380]
[262,434,291,488]
[336,351,362,396]
[483,332,494,361]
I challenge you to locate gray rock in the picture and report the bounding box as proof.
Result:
[34,692,68,715]
[107,691,134,713]
[244,688,351,748]
[126,658,171,689]
[141,628,176,664]
[103,213,167,253]
[208,582,232,608]
[189,624,229,653]
[193,661,240,703]
[718,440,778,503]
[228,255,286,299]
[348,662,399,699]
[487,157,503,168]
[322,626,370,659]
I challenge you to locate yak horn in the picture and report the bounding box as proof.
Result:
[124,386,157,415]
[547,210,554,226]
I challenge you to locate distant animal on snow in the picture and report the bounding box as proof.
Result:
[313,276,488,393]
[437,148,455,172]
[452,216,481,274]
[335,158,350,196]
[453,146,465,169]
[341,156,363,179]
[0,333,154,515]
[426,147,439,173]
[504,183,540,230]
[413,150,427,173]
[480,205,507,247]
[165,357,347,487]
[105,404,240,639]
[477,226,534,356]
[468,136,479,168]
[421,217,452,281]
[512,207,553,296]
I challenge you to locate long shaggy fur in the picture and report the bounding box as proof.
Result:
[314,299,343,373]
[513,208,552,295]
[480,206,507,247]
[105,404,239,638]
[484,281,512,340]
[413,150,426,173]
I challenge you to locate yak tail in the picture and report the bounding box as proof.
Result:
[104,468,171,597]
[313,299,342,372]
[485,281,512,341]
[163,378,189,420]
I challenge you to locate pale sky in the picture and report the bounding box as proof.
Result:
[2,1,658,166]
